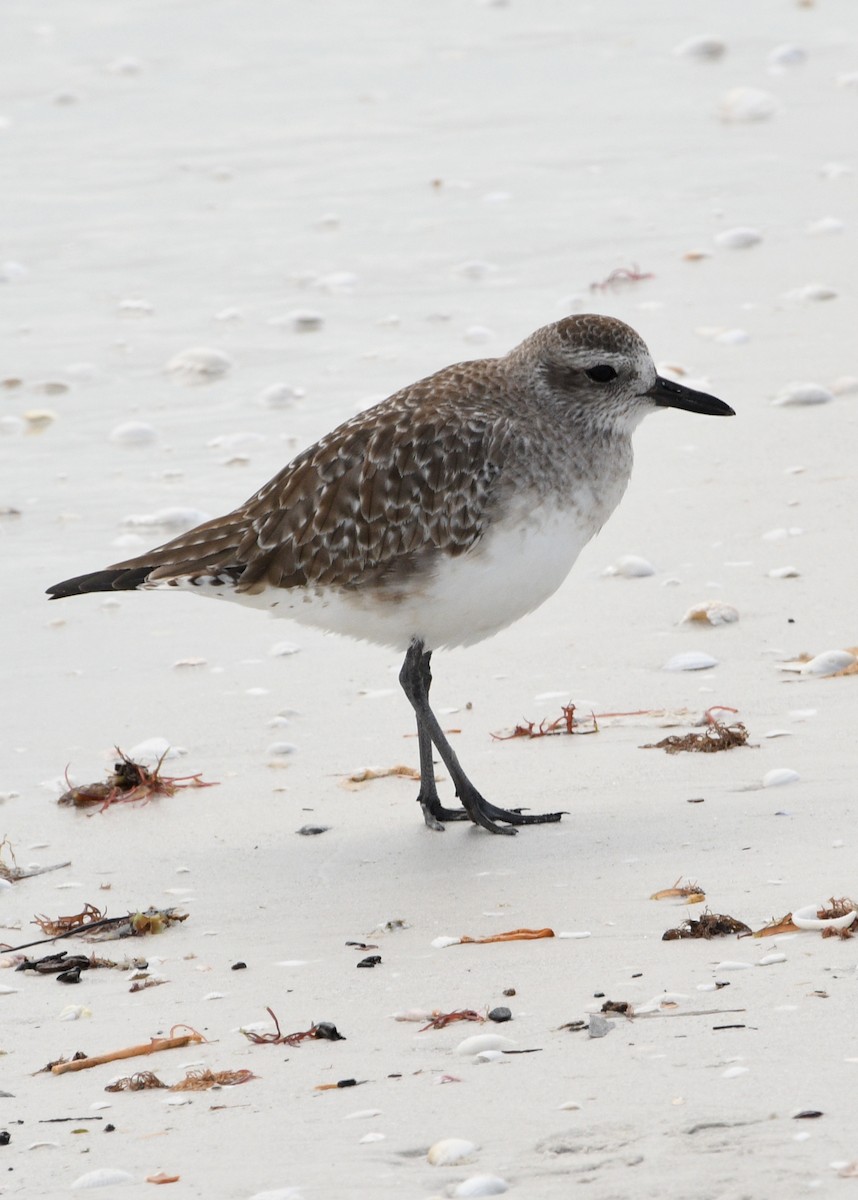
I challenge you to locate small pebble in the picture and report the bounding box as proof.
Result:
[487,1007,512,1023]
[588,1014,612,1038]
[296,825,329,836]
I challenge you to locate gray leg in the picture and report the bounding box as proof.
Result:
[398,639,566,835]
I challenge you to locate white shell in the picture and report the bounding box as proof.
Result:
[71,1169,134,1189]
[762,768,800,787]
[792,902,857,932]
[800,650,855,677]
[713,961,752,971]
[663,651,719,672]
[681,601,739,626]
[806,216,845,236]
[266,742,297,757]
[767,566,800,579]
[558,1099,582,1110]
[427,1138,479,1166]
[166,346,232,383]
[431,936,461,948]
[717,87,777,122]
[714,227,762,250]
[474,1050,506,1064]
[108,420,158,446]
[455,1034,516,1056]
[788,283,838,302]
[673,35,726,60]
[452,1176,509,1197]
[122,506,212,531]
[557,930,592,939]
[608,554,656,577]
[127,736,185,764]
[767,44,806,69]
[772,383,834,407]
[757,952,787,965]
[269,640,301,656]
[721,1065,750,1079]
[359,1132,385,1143]
[259,383,305,408]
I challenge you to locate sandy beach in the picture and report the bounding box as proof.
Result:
[3,1,858,1196]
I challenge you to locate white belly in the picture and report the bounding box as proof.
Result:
[179,501,604,651]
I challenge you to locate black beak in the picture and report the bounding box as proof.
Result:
[647,375,734,416]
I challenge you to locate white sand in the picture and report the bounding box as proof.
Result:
[3,1,858,1196]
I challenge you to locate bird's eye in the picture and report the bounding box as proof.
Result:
[585,364,618,383]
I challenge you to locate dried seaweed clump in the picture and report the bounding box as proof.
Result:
[662,911,751,941]
[643,721,750,755]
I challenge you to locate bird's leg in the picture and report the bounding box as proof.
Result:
[403,643,470,830]
[398,640,565,834]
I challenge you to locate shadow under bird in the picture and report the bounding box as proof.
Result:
[48,314,734,834]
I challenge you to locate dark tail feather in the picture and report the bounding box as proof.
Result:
[46,566,154,599]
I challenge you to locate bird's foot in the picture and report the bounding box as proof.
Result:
[419,792,471,831]
[459,788,567,835]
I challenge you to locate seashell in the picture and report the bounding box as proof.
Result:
[172,657,206,669]
[767,566,800,579]
[117,297,153,316]
[673,35,726,60]
[427,1138,479,1166]
[557,930,591,939]
[713,961,752,971]
[359,1132,385,1143]
[806,216,845,236]
[452,1176,509,1197]
[663,651,719,672]
[71,1168,134,1188]
[59,1005,91,1020]
[800,650,856,676]
[455,1034,515,1056]
[23,409,57,433]
[109,420,158,446]
[558,1100,582,1110]
[792,902,856,932]
[721,1065,749,1078]
[463,325,495,344]
[122,506,212,531]
[269,309,324,332]
[714,227,762,250]
[767,44,806,69]
[248,1191,304,1200]
[269,640,301,656]
[772,383,834,407]
[607,554,656,578]
[127,737,185,764]
[787,283,837,302]
[166,346,232,383]
[431,936,461,949]
[763,768,800,787]
[681,601,739,626]
[259,383,305,408]
[757,952,787,965]
[474,1050,506,1064]
[717,87,777,122]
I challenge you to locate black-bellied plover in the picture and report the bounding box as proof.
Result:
[48,315,734,834]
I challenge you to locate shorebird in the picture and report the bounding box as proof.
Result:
[48,315,733,834]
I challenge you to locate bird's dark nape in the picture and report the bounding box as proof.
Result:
[46,566,153,600]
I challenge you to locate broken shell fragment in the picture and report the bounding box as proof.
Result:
[762,768,800,787]
[681,601,739,626]
[454,1034,516,1056]
[451,1176,510,1197]
[800,650,856,677]
[663,651,719,672]
[792,902,857,932]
